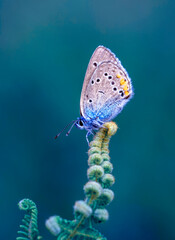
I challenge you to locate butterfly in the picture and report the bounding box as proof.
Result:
[55,46,133,143]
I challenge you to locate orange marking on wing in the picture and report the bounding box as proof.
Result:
[125,91,129,96]
[120,78,126,85]
[123,84,128,91]
[116,74,121,78]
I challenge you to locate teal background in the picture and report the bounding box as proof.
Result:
[0,0,175,239]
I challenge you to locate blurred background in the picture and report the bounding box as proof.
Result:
[0,0,175,239]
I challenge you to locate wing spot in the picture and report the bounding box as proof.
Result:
[98,90,104,94]
[104,72,108,76]
[111,81,115,85]
[91,80,94,85]
[89,99,92,103]
[93,62,97,67]
[108,75,112,80]
[119,90,124,97]
[96,78,101,83]
[113,87,117,91]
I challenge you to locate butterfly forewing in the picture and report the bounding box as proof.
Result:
[80,46,118,116]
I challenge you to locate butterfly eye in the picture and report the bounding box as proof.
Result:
[79,120,84,126]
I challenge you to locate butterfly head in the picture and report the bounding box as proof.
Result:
[75,118,86,130]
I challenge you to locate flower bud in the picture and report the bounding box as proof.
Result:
[97,189,114,206]
[93,209,109,223]
[101,153,110,161]
[101,161,113,173]
[74,200,92,218]
[89,140,101,148]
[102,174,115,187]
[45,216,61,236]
[87,165,104,180]
[88,153,103,166]
[88,147,101,155]
[84,181,102,199]
[103,122,118,136]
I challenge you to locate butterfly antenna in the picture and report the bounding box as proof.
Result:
[66,120,77,136]
[54,120,77,139]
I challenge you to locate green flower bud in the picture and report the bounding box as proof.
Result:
[89,140,101,148]
[97,189,114,206]
[103,122,118,136]
[88,147,101,155]
[101,161,113,173]
[93,208,109,223]
[74,200,92,218]
[84,181,102,199]
[102,174,115,187]
[101,153,110,161]
[45,216,61,236]
[87,165,104,180]
[88,153,103,166]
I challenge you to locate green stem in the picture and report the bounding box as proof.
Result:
[66,195,95,240]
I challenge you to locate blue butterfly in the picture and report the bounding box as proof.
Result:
[56,46,133,143]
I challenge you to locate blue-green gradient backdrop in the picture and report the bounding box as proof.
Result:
[0,0,175,239]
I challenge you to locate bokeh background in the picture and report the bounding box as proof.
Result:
[0,0,175,239]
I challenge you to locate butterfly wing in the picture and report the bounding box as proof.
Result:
[81,60,133,122]
[80,46,118,117]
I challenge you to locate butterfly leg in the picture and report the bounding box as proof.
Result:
[86,130,94,146]
[92,119,104,129]
[86,132,90,146]
[92,130,96,135]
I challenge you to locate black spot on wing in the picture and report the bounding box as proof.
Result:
[98,90,105,94]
